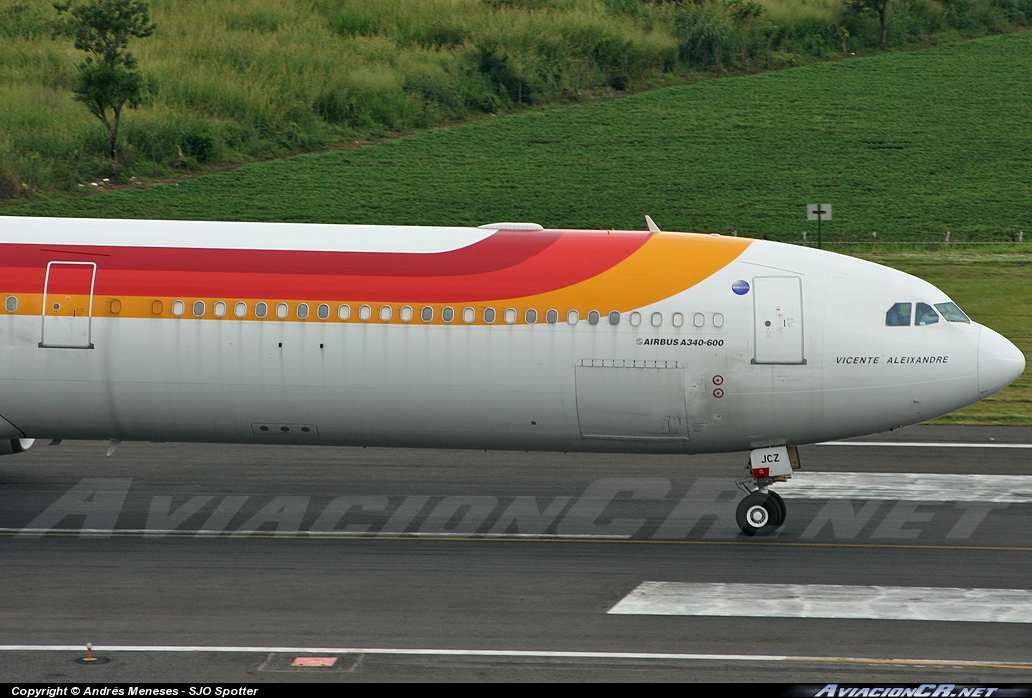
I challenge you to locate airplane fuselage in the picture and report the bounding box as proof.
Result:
[0,217,1023,458]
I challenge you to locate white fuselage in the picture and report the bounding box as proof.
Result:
[0,217,1023,454]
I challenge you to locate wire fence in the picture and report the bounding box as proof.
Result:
[754,231,1027,248]
[805,240,1028,246]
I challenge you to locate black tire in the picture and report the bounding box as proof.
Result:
[736,492,782,536]
[768,490,787,526]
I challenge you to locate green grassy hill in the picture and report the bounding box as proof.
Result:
[3,0,1030,197]
[10,31,1032,242]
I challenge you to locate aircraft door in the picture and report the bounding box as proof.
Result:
[753,276,804,364]
[40,261,97,349]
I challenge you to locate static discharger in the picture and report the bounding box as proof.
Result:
[76,643,110,665]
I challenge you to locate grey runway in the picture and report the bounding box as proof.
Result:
[1,425,1031,682]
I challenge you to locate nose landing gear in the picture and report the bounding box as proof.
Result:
[735,446,797,536]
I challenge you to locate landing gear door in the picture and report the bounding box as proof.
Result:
[41,261,97,349]
[753,276,804,364]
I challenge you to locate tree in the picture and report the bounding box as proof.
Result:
[54,0,155,178]
[725,1,765,71]
[846,0,890,50]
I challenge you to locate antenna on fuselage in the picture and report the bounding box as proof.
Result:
[645,215,660,233]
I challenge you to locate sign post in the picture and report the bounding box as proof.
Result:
[806,204,832,249]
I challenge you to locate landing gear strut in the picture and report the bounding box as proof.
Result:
[735,446,797,536]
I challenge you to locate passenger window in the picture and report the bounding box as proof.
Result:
[935,302,970,323]
[588,310,600,326]
[358,305,371,321]
[442,306,455,323]
[338,304,351,320]
[504,308,517,324]
[172,300,185,317]
[400,305,413,322]
[379,305,392,321]
[421,306,433,322]
[629,312,641,327]
[276,303,288,319]
[915,302,939,326]
[713,313,724,328]
[5,296,17,312]
[546,309,558,324]
[608,311,620,325]
[193,301,205,317]
[672,312,683,328]
[255,302,268,319]
[885,302,911,327]
[525,309,538,324]
[567,310,579,325]
[317,304,330,320]
[651,312,662,327]
[462,307,475,323]
[296,303,309,319]
[214,301,227,318]
[693,312,705,328]
[234,302,247,318]
[484,308,496,323]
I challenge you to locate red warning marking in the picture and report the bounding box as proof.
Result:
[713,388,724,398]
[752,467,770,478]
[712,375,724,385]
[292,657,338,667]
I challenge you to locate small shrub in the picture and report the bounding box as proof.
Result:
[0,161,21,200]
[314,90,351,125]
[181,131,216,164]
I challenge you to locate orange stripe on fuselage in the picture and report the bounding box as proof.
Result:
[0,232,752,321]
[508,232,752,311]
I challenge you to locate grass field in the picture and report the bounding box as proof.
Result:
[4,32,1029,423]
[9,31,1032,242]
[3,0,1030,196]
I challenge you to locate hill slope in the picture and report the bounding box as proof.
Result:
[9,31,1032,242]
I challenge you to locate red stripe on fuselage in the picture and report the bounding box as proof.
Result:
[0,230,651,303]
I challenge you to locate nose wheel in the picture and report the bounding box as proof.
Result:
[735,490,786,536]
[736,446,796,536]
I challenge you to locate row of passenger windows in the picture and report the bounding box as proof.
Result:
[168,300,725,328]
[1,293,726,328]
[885,301,970,327]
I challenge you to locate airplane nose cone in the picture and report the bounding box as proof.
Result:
[978,326,1025,397]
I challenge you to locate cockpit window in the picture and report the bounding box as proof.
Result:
[935,302,970,323]
[885,302,912,326]
[915,302,939,326]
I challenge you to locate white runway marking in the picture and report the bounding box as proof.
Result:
[818,441,1032,449]
[609,582,1032,623]
[0,644,1029,670]
[0,528,632,539]
[778,472,1032,502]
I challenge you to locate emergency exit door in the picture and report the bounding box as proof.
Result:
[40,261,97,349]
[753,276,804,364]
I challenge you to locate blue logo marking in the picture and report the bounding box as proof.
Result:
[732,279,750,296]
